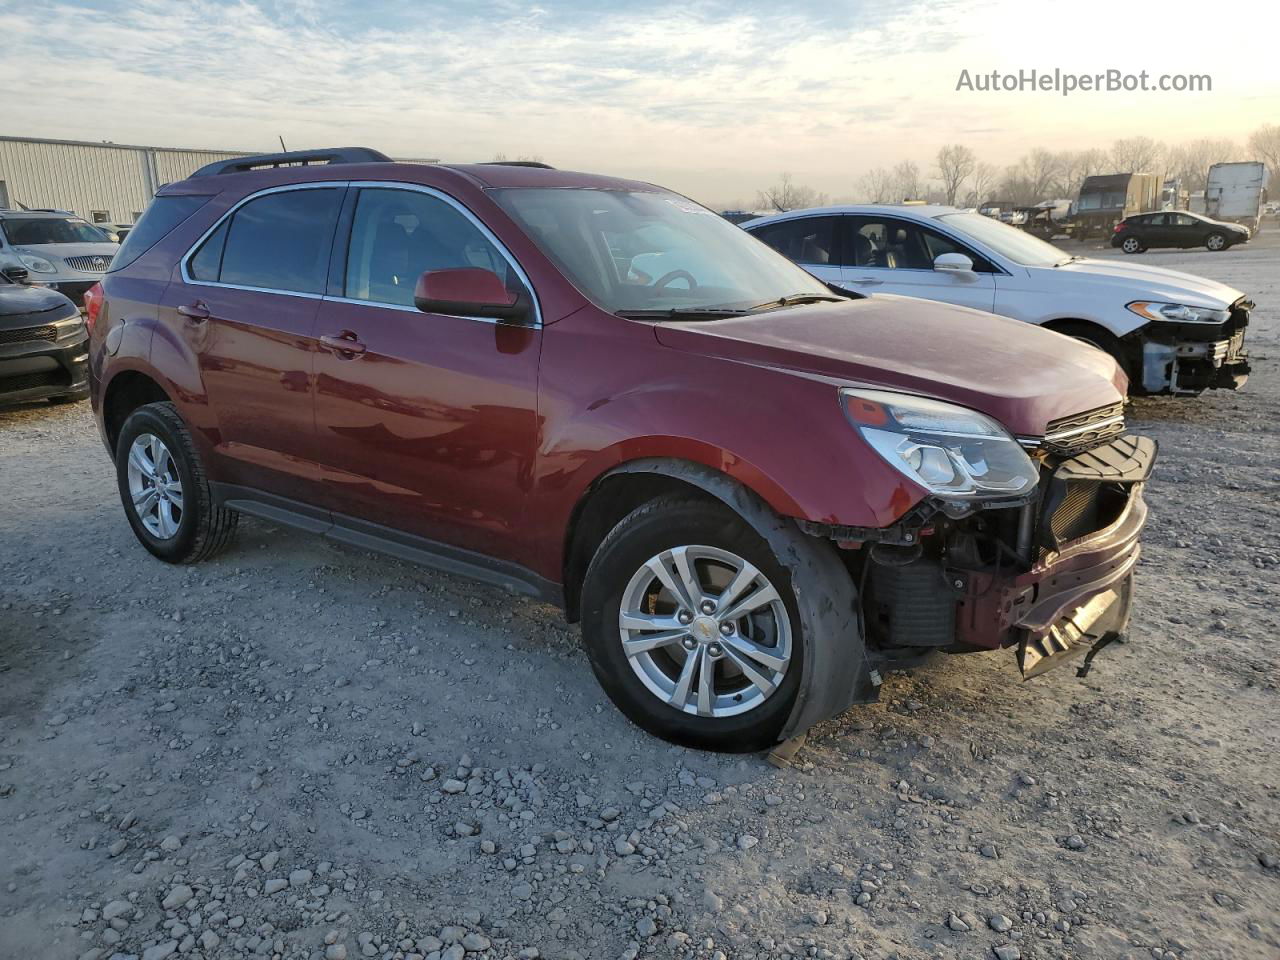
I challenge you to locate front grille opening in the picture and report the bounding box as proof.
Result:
[0,369,69,393]
[1045,481,1128,552]
[0,325,57,346]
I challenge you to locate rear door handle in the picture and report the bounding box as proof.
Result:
[178,301,210,321]
[852,277,883,286]
[320,332,367,357]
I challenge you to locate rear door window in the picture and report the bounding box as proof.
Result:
[195,188,343,295]
[750,216,839,267]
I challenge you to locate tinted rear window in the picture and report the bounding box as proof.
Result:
[216,189,342,294]
[110,195,212,272]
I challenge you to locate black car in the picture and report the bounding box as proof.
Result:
[1111,211,1251,254]
[0,267,90,406]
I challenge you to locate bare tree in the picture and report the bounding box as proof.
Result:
[1052,148,1109,199]
[1248,124,1280,185]
[1016,149,1061,202]
[892,160,923,201]
[962,162,998,207]
[1110,136,1163,173]
[755,173,829,212]
[1167,139,1240,194]
[857,167,895,203]
[935,144,977,206]
[491,152,547,164]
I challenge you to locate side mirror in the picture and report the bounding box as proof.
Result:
[414,268,532,324]
[2,265,29,284]
[933,252,975,275]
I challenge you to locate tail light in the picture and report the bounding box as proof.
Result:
[1112,222,1125,233]
[84,282,104,332]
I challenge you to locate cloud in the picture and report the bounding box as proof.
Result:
[1,0,1271,205]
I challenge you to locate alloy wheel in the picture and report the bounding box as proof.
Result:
[1206,233,1225,250]
[618,545,792,718]
[1122,237,1141,253]
[126,433,184,539]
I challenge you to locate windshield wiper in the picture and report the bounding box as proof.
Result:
[749,292,846,310]
[1054,255,1085,267]
[615,307,753,321]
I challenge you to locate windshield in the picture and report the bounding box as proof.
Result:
[935,212,1069,266]
[493,188,834,314]
[1,217,111,246]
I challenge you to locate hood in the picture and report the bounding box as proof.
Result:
[1038,257,1244,309]
[0,282,77,319]
[652,296,1125,437]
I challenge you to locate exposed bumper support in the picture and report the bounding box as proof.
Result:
[952,435,1155,678]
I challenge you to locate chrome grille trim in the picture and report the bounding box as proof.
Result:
[1022,402,1127,457]
[65,255,113,272]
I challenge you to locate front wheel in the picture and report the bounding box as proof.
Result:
[581,497,804,752]
[1205,232,1227,251]
[116,401,238,563]
[1120,236,1143,254]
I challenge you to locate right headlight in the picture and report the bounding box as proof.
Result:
[18,254,57,274]
[839,388,1040,501]
[1127,301,1228,324]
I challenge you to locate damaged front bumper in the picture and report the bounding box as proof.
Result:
[952,434,1156,677]
[1130,298,1251,395]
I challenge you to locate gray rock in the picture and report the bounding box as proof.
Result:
[989,914,1013,932]
[993,946,1020,960]
[636,917,657,937]
[947,913,970,932]
[264,878,289,895]
[102,900,132,921]
[325,945,348,960]
[461,932,490,951]
[289,868,313,887]
[159,835,181,853]
[141,942,177,960]
[161,885,193,911]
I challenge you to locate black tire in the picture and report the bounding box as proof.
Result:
[581,496,805,752]
[1120,236,1143,254]
[1205,232,1227,251]
[115,401,238,563]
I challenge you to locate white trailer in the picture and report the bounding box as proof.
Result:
[1205,161,1268,231]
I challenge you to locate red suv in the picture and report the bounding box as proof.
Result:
[88,148,1155,751]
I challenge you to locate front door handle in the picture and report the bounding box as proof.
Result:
[177,301,210,321]
[851,277,883,286]
[320,332,367,357]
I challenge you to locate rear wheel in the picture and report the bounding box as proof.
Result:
[581,497,804,752]
[116,401,238,563]
[1120,236,1143,254]
[1206,232,1227,251]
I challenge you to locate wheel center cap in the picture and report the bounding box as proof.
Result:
[692,616,718,642]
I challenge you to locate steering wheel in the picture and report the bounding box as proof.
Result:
[654,269,697,290]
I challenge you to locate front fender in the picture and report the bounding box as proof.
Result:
[597,458,878,742]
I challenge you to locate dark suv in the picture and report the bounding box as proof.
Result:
[88,148,1155,751]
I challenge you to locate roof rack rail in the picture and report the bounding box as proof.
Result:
[481,161,555,169]
[189,147,393,178]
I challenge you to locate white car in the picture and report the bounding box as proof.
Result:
[743,204,1252,395]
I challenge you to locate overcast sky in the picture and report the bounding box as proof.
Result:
[3,0,1275,206]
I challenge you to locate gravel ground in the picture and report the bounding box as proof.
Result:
[2,236,1277,960]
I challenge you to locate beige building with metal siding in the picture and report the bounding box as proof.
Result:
[0,137,439,227]
[0,136,253,225]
